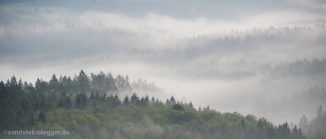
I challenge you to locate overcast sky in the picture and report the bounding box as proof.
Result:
[0,0,325,124]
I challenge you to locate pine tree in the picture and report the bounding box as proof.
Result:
[123,95,130,105]
[77,70,90,92]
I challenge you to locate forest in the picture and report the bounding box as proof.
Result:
[0,70,324,139]
[0,0,325,138]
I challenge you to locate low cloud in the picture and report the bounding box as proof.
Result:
[0,0,325,125]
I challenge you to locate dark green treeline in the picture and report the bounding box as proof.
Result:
[0,70,306,139]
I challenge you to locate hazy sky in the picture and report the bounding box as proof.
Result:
[0,0,325,124]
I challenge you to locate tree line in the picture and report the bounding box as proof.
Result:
[0,70,307,139]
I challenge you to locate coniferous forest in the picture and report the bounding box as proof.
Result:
[1,0,325,139]
[0,70,312,139]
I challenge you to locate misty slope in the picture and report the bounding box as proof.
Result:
[0,1,324,139]
[1,21,324,125]
[0,71,309,139]
[298,107,326,139]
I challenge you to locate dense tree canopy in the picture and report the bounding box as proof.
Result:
[0,71,308,139]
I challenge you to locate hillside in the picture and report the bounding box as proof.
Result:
[0,71,306,139]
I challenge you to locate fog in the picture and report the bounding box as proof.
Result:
[0,0,325,125]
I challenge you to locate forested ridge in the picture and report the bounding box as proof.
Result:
[0,70,310,139]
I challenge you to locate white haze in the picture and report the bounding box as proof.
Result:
[0,0,325,124]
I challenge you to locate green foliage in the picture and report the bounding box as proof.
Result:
[172,103,184,111]
[0,72,307,139]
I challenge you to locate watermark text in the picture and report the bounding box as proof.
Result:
[3,130,70,136]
